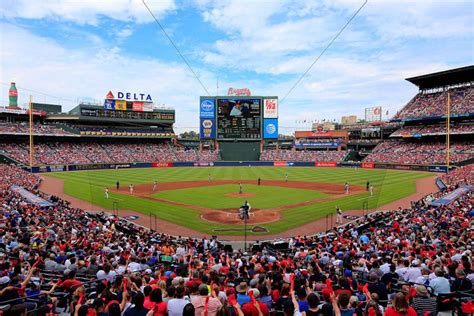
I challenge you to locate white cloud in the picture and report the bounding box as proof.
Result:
[116,27,133,39]
[0,23,213,132]
[0,0,176,25]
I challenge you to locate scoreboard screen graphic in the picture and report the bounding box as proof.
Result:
[199,96,278,140]
[216,98,262,139]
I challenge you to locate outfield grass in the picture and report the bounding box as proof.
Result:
[46,167,431,235]
[153,184,328,209]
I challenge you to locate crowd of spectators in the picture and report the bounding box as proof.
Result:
[0,163,472,316]
[1,142,220,165]
[390,124,474,137]
[440,165,473,188]
[197,150,219,162]
[393,86,474,120]
[364,140,473,165]
[260,150,347,162]
[0,122,72,136]
[0,142,176,165]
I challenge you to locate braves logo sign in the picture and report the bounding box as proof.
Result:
[227,87,251,96]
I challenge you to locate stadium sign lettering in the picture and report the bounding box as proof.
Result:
[227,87,251,96]
[116,92,153,102]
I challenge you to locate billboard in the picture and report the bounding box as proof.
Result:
[200,118,216,139]
[143,102,153,112]
[104,99,115,110]
[263,118,278,138]
[200,97,215,118]
[216,98,261,139]
[263,98,278,118]
[115,100,126,111]
[132,102,144,112]
[315,161,337,167]
[365,107,382,122]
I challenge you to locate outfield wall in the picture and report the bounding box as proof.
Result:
[26,160,449,173]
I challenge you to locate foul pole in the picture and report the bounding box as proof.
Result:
[446,91,451,167]
[29,95,34,170]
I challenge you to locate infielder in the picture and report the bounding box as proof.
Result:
[152,181,157,192]
[369,184,374,196]
[129,184,134,195]
[239,183,243,194]
[344,182,350,194]
[285,173,288,182]
[104,187,109,199]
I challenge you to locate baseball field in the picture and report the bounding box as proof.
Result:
[42,166,434,236]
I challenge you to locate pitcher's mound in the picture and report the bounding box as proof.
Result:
[225,192,256,198]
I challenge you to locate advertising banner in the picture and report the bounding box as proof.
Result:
[200,97,215,118]
[152,162,173,168]
[263,98,278,118]
[143,102,153,112]
[428,165,448,173]
[115,100,126,111]
[132,101,144,112]
[365,106,382,122]
[274,161,291,167]
[315,161,337,167]
[104,99,115,110]
[361,162,375,169]
[263,118,278,138]
[200,118,216,139]
[294,142,339,148]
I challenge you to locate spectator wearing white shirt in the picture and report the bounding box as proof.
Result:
[429,268,451,295]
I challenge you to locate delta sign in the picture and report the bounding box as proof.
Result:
[106,91,153,102]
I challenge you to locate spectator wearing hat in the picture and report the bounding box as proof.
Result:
[405,260,422,283]
[236,281,251,306]
[411,285,437,316]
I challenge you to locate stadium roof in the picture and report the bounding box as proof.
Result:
[406,65,474,90]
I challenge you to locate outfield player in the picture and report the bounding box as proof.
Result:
[369,184,374,196]
[208,174,212,182]
[104,187,109,199]
[285,173,288,182]
[116,181,120,190]
[129,184,134,195]
[239,183,243,194]
[152,181,158,192]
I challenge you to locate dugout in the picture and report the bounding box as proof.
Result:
[218,141,261,161]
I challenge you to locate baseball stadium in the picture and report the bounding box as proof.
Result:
[0,2,473,316]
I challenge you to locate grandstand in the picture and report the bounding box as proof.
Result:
[364,66,474,166]
[0,162,472,316]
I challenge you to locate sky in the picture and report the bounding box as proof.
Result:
[0,0,473,134]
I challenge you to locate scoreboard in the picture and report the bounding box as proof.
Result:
[217,98,261,139]
[199,96,278,140]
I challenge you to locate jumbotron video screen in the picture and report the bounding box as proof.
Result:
[216,98,262,139]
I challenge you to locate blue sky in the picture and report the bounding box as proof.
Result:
[0,0,473,134]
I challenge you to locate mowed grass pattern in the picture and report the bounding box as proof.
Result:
[46,167,431,235]
[153,184,328,209]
